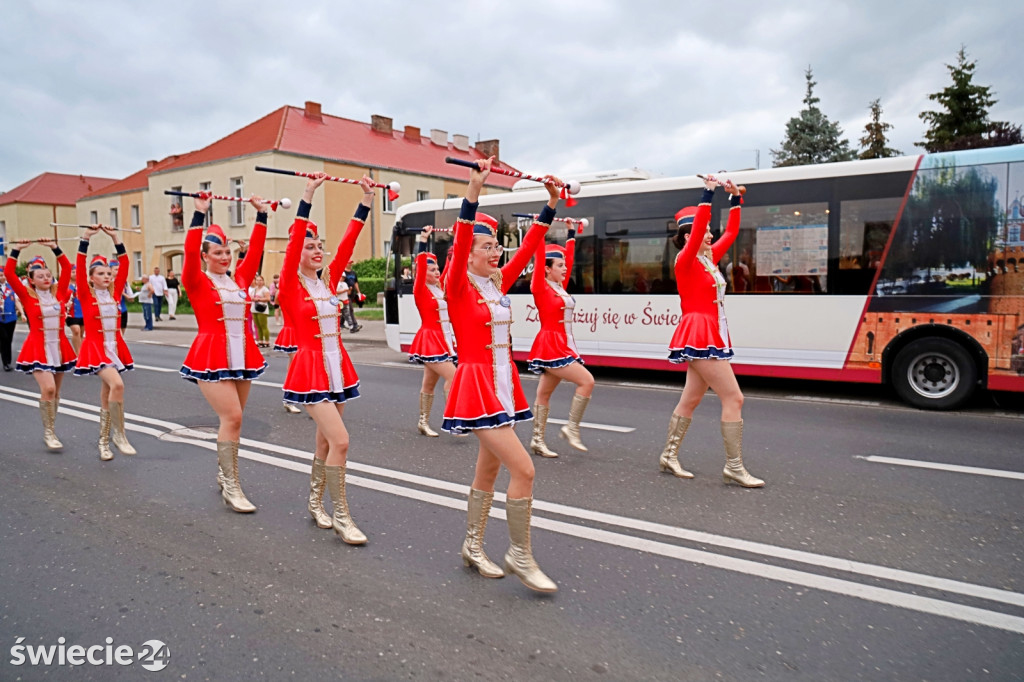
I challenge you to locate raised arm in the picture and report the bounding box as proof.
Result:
[234,196,270,288]
[4,247,29,300]
[76,238,93,307]
[502,174,560,293]
[530,227,547,294]
[712,191,743,264]
[182,196,209,292]
[562,229,576,290]
[55,250,72,302]
[675,187,715,273]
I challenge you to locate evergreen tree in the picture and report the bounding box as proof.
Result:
[918,46,1022,151]
[859,99,902,159]
[771,67,856,167]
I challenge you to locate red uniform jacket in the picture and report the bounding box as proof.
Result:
[5,249,76,373]
[527,234,582,372]
[408,245,456,364]
[73,242,133,374]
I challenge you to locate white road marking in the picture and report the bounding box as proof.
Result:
[3,386,1024,635]
[856,455,1024,481]
[787,395,882,406]
[545,417,634,433]
[134,340,192,348]
[133,363,177,373]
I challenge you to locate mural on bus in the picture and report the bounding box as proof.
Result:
[848,147,1024,377]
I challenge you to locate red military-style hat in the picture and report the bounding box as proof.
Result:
[473,212,498,236]
[204,224,228,246]
[423,252,438,264]
[675,206,698,227]
[545,244,566,260]
[88,255,109,270]
[27,256,48,271]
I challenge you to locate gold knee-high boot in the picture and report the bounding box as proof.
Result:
[461,489,504,578]
[417,392,439,437]
[282,400,302,414]
[559,393,590,452]
[216,441,257,512]
[98,409,114,461]
[530,403,559,458]
[39,399,63,451]
[325,465,367,545]
[658,413,695,479]
[308,458,332,529]
[721,420,764,488]
[504,497,557,593]
[109,402,136,455]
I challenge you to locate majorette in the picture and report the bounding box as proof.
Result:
[443,156,561,593]
[4,241,77,450]
[180,194,270,513]
[409,225,458,437]
[658,176,764,488]
[526,220,596,458]
[277,172,372,545]
[74,227,137,461]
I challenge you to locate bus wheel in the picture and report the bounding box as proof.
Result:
[891,337,978,410]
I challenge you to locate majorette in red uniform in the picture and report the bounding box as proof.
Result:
[272,321,302,414]
[180,197,269,513]
[4,242,77,450]
[526,221,595,458]
[443,159,560,593]
[277,174,371,545]
[73,228,137,461]
[657,179,764,488]
[409,226,457,437]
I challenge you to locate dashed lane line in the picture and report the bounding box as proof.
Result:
[856,455,1024,481]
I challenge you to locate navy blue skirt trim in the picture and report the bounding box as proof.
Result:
[408,352,457,365]
[283,384,361,405]
[527,355,584,374]
[16,360,76,374]
[180,363,268,383]
[442,408,533,435]
[668,346,734,363]
[73,362,134,376]
[273,344,298,354]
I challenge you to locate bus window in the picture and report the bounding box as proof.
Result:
[599,235,677,294]
[723,202,829,293]
[834,197,901,294]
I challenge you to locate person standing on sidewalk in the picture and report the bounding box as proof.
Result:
[150,267,168,321]
[249,274,272,348]
[0,268,23,371]
[138,276,154,331]
[165,270,180,320]
[336,276,361,333]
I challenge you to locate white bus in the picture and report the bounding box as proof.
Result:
[386,145,1024,410]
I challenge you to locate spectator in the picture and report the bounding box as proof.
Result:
[344,261,364,307]
[139,275,154,331]
[66,266,84,352]
[249,274,272,347]
[336,276,361,333]
[150,266,168,321]
[270,273,281,325]
[0,268,22,371]
[165,269,180,320]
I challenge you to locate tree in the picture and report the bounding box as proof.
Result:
[918,46,1023,152]
[771,67,856,167]
[859,99,902,159]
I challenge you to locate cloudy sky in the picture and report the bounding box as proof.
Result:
[2,0,1022,191]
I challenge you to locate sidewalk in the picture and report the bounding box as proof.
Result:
[124,312,386,346]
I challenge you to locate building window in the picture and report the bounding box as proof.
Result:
[446,193,458,199]
[416,190,430,202]
[199,182,213,225]
[109,208,119,228]
[383,192,395,213]
[170,186,184,231]
[230,177,244,226]
[89,211,98,224]
[133,251,143,280]
[130,205,140,228]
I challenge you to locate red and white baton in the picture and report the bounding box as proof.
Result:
[164,190,292,212]
[444,157,581,206]
[254,166,401,201]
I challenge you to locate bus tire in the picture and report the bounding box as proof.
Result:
[891,337,978,410]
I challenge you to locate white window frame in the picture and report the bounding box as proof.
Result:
[133,251,143,280]
[199,182,213,225]
[89,210,99,224]
[130,204,140,228]
[416,190,430,202]
[382,193,395,214]
[109,208,119,228]
[230,177,244,226]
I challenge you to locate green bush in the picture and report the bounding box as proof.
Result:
[353,255,411,279]
[356,277,386,303]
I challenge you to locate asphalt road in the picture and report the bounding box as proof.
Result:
[1,334,1022,681]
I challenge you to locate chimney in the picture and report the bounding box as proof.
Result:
[430,129,448,146]
[474,139,500,160]
[453,134,469,152]
[146,159,157,169]
[371,115,393,134]
[304,101,323,122]
[404,125,421,142]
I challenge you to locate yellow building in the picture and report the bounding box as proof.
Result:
[1,172,116,269]
[82,101,517,278]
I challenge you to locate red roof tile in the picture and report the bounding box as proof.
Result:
[0,172,118,207]
[81,154,189,199]
[154,105,519,188]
